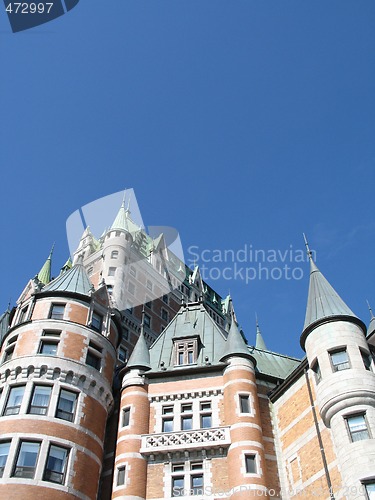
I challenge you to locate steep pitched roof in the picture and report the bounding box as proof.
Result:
[255,316,267,350]
[42,256,93,296]
[219,313,254,362]
[301,254,365,347]
[37,245,54,285]
[127,331,151,370]
[149,302,227,370]
[111,199,140,234]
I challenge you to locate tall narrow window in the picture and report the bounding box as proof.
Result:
[3,345,15,362]
[144,314,151,328]
[181,404,193,431]
[361,350,373,372]
[174,339,198,366]
[43,445,69,484]
[161,309,169,322]
[171,464,184,497]
[118,346,127,363]
[200,402,212,428]
[122,407,130,427]
[245,454,257,474]
[117,465,126,486]
[346,414,370,442]
[86,351,101,370]
[28,386,52,415]
[191,463,204,495]
[13,441,40,478]
[239,395,251,414]
[0,442,10,478]
[56,389,77,422]
[4,386,25,415]
[312,360,322,383]
[49,304,65,320]
[111,250,118,259]
[330,349,350,372]
[91,312,103,332]
[18,306,28,324]
[162,406,174,432]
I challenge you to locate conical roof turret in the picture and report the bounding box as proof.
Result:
[42,255,93,296]
[37,245,54,285]
[301,236,366,348]
[255,315,267,350]
[219,313,255,363]
[126,308,151,370]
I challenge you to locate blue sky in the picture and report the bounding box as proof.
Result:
[0,0,375,358]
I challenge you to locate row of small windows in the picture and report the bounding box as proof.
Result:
[0,439,69,484]
[3,330,103,372]
[161,402,213,432]
[2,384,78,422]
[312,347,373,384]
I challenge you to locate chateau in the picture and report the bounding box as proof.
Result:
[0,199,375,500]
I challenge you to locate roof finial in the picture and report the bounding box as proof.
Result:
[49,242,55,258]
[121,190,126,208]
[303,233,313,260]
[255,313,267,350]
[367,300,374,319]
[141,304,146,334]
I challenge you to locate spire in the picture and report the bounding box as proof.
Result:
[219,312,255,363]
[301,236,365,347]
[111,192,130,232]
[367,300,375,337]
[42,255,93,296]
[255,314,267,350]
[60,257,72,274]
[126,307,151,370]
[37,244,54,285]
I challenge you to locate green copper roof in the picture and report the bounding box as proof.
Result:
[219,314,253,362]
[43,257,93,296]
[251,346,301,380]
[303,257,358,335]
[60,257,72,274]
[127,331,151,370]
[37,245,54,285]
[149,302,227,370]
[255,318,267,350]
[0,308,11,343]
[111,200,140,234]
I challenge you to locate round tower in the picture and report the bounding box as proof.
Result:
[112,329,150,500]
[301,246,375,498]
[220,318,269,499]
[0,259,120,500]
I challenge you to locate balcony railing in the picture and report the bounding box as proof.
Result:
[140,426,230,454]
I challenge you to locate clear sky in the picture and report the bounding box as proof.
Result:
[0,0,374,358]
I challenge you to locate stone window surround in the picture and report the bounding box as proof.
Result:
[328,346,351,372]
[344,411,371,442]
[241,449,262,478]
[236,392,254,416]
[113,461,128,490]
[165,459,211,499]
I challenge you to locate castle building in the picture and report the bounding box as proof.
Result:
[0,200,375,499]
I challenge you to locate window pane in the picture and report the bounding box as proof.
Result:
[240,395,250,413]
[201,414,212,428]
[366,483,375,499]
[347,415,369,442]
[181,416,193,431]
[50,305,65,320]
[191,474,204,494]
[14,442,40,478]
[117,466,126,486]
[162,418,173,432]
[172,476,184,497]
[245,455,256,474]
[44,445,68,484]
[40,342,58,355]
[29,386,51,415]
[5,386,25,415]
[123,408,130,427]
[56,390,77,422]
[92,313,103,331]
[331,350,350,371]
[0,442,10,478]
[86,351,101,370]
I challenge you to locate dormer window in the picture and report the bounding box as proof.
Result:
[174,338,198,366]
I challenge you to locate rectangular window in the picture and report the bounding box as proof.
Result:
[0,442,10,478]
[144,314,151,328]
[42,330,61,337]
[181,404,193,431]
[163,294,169,304]
[18,306,28,324]
[123,327,129,340]
[161,309,168,322]
[191,473,204,495]
[146,280,153,291]
[346,414,370,442]
[200,402,212,428]
[49,304,65,320]
[128,282,135,295]
[28,386,52,415]
[39,341,58,355]
[361,350,372,371]
[239,395,251,414]
[175,340,197,366]
[162,418,173,432]
[118,347,127,363]
[130,266,136,277]
[43,444,68,484]
[3,345,14,362]
[122,407,130,427]
[91,312,103,332]
[312,360,322,384]
[245,454,257,474]
[86,351,101,370]
[4,386,25,415]
[56,389,77,422]
[108,267,116,277]
[117,465,126,486]
[330,349,350,372]
[13,441,40,478]
[365,482,375,499]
